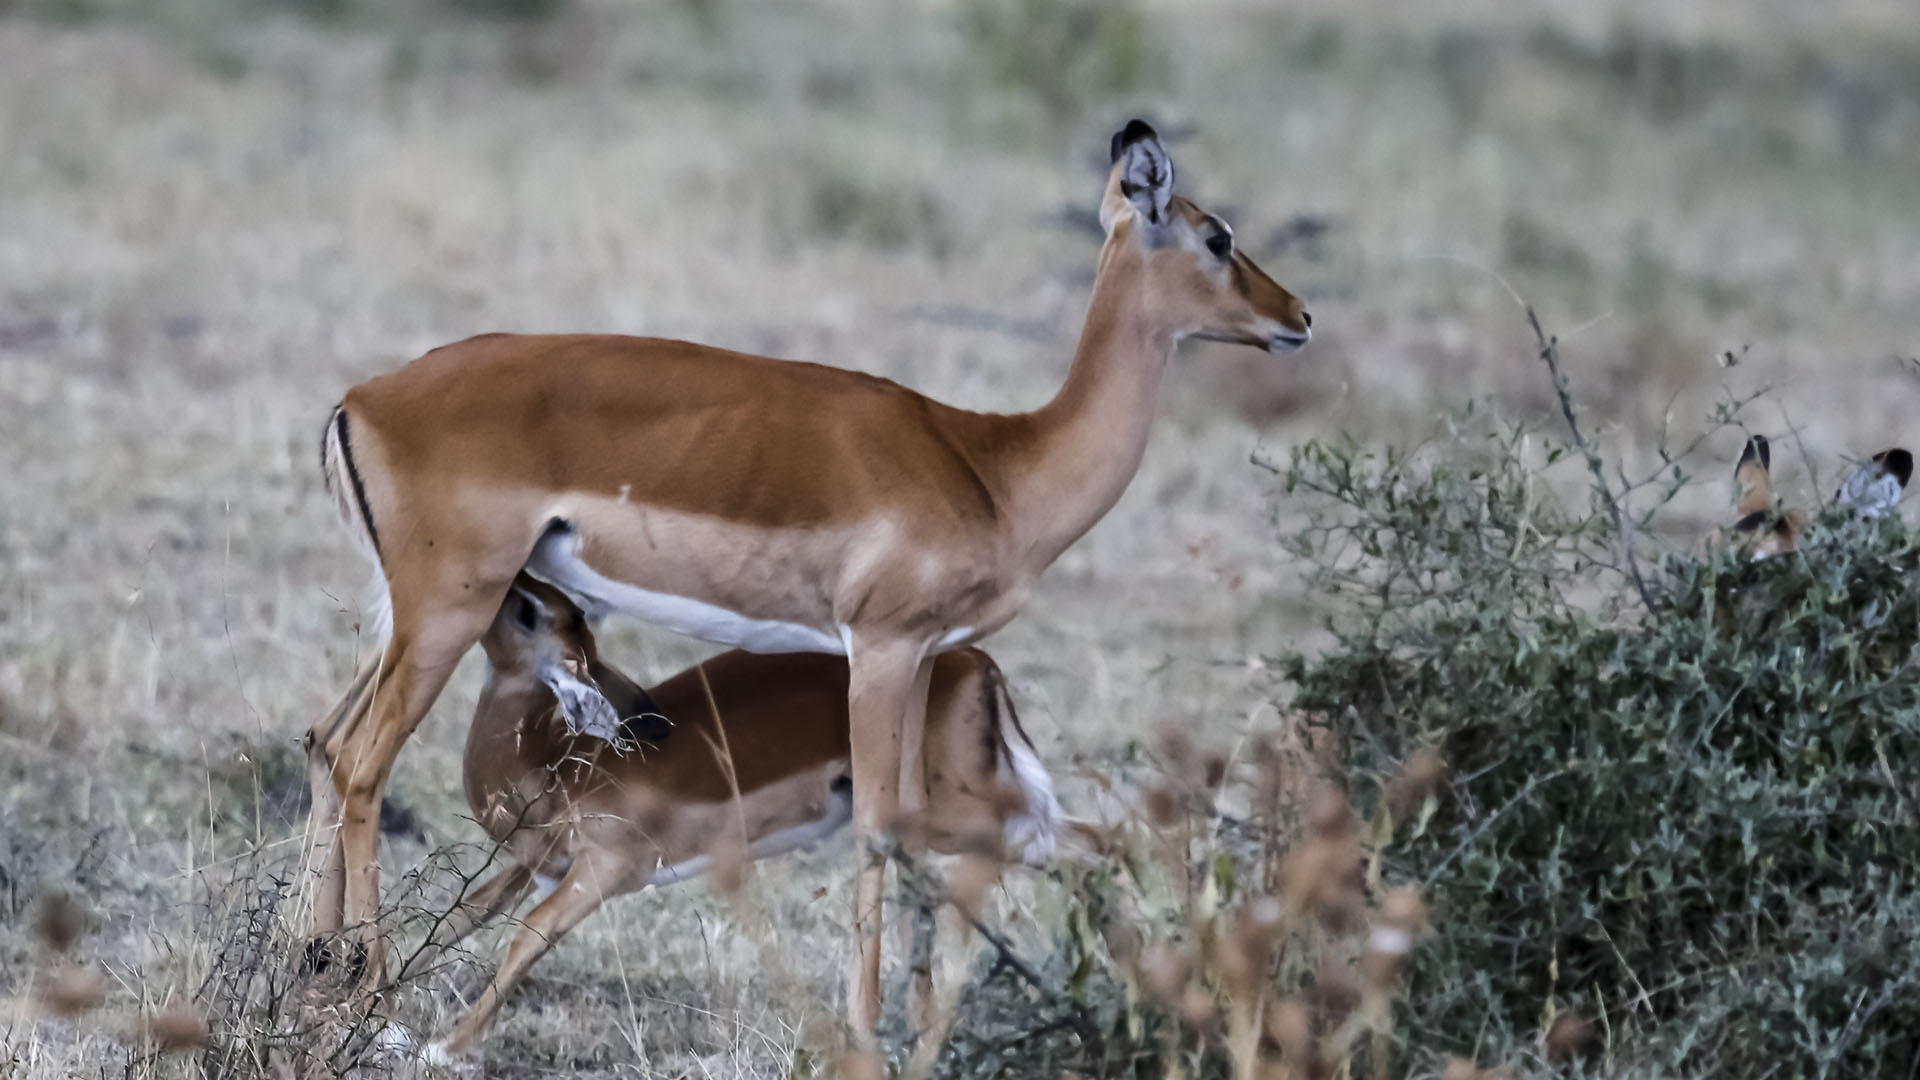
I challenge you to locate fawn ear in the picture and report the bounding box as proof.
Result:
[540,663,622,741]
[1101,119,1174,232]
[589,658,673,743]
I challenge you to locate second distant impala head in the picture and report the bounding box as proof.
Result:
[1099,119,1311,355]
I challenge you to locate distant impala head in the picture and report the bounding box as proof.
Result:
[1099,119,1311,354]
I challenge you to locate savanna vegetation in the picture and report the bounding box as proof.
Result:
[3,1,1918,1077]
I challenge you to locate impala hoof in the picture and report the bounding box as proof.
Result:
[300,937,368,981]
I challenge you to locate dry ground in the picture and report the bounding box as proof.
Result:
[2,1,1918,1076]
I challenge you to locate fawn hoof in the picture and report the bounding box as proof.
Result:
[300,937,368,981]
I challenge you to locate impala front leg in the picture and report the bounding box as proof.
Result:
[843,635,934,1042]
[428,852,627,1060]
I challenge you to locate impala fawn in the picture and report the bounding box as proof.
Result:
[413,576,1060,1059]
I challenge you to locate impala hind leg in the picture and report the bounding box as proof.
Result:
[843,638,934,1042]
[326,593,509,991]
[298,656,380,969]
[427,853,626,1059]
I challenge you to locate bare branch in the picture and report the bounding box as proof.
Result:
[1527,306,1658,611]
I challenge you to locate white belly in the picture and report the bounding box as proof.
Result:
[524,527,844,654]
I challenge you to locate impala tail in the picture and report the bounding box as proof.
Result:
[320,404,393,644]
[980,660,1062,866]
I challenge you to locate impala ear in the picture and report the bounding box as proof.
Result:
[1101,119,1174,232]
[1878,448,1913,489]
[540,663,623,742]
[1734,435,1772,516]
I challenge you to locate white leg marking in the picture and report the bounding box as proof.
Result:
[532,873,561,903]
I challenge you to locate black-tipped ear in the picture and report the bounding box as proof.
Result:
[1109,119,1173,226]
[1110,118,1159,163]
[1739,435,1770,474]
[1878,448,1913,488]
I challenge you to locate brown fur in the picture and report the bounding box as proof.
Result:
[300,121,1308,1034]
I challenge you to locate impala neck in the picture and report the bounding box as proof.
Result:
[1012,239,1176,571]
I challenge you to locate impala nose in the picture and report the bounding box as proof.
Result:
[1302,311,1312,328]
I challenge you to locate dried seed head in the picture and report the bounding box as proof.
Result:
[39,968,107,1017]
[1399,750,1446,802]
[1281,837,1365,929]
[1307,954,1360,1022]
[35,891,85,954]
[1266,996,1314,1063]
[1178,983,1216,1030]
[946,853,1001,922]
[1377,885,1427,933]
[1358,946,1401,990]
[1201,753,1230,790]
[834,1051,883,1080]
[1144,785,1182,828]
[1315,851,1368,932]
[1251,734,1287,809]
[1359,889,1425,989]
[707,833,749,897]
[1155,724,1194,769]
[1304,787,1352,838]
[1101,914,1141,966]
[1219,903,1279,995]
[1388,749,1447,820]
[1140,943,1191,1003]
[141,1008,211,1053]
[1279,840,1335,914]
[1546,1013,1594,1062]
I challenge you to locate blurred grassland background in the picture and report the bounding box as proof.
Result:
[2,0,1919,1076]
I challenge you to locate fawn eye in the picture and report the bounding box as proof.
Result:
[512,595,540,632]
[1206,232,1232,260]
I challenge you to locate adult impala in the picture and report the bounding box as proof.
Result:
[405,576,1058,1059]
[301,119,1310,1033]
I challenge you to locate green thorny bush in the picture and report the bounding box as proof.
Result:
[1270,393,1920,1076]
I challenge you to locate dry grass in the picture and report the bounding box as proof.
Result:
[2,0,1918,1075]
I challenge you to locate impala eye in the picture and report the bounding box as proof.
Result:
[1206,232,1232,260]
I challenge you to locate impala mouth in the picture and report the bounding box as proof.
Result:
[1268,329,1310,353]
